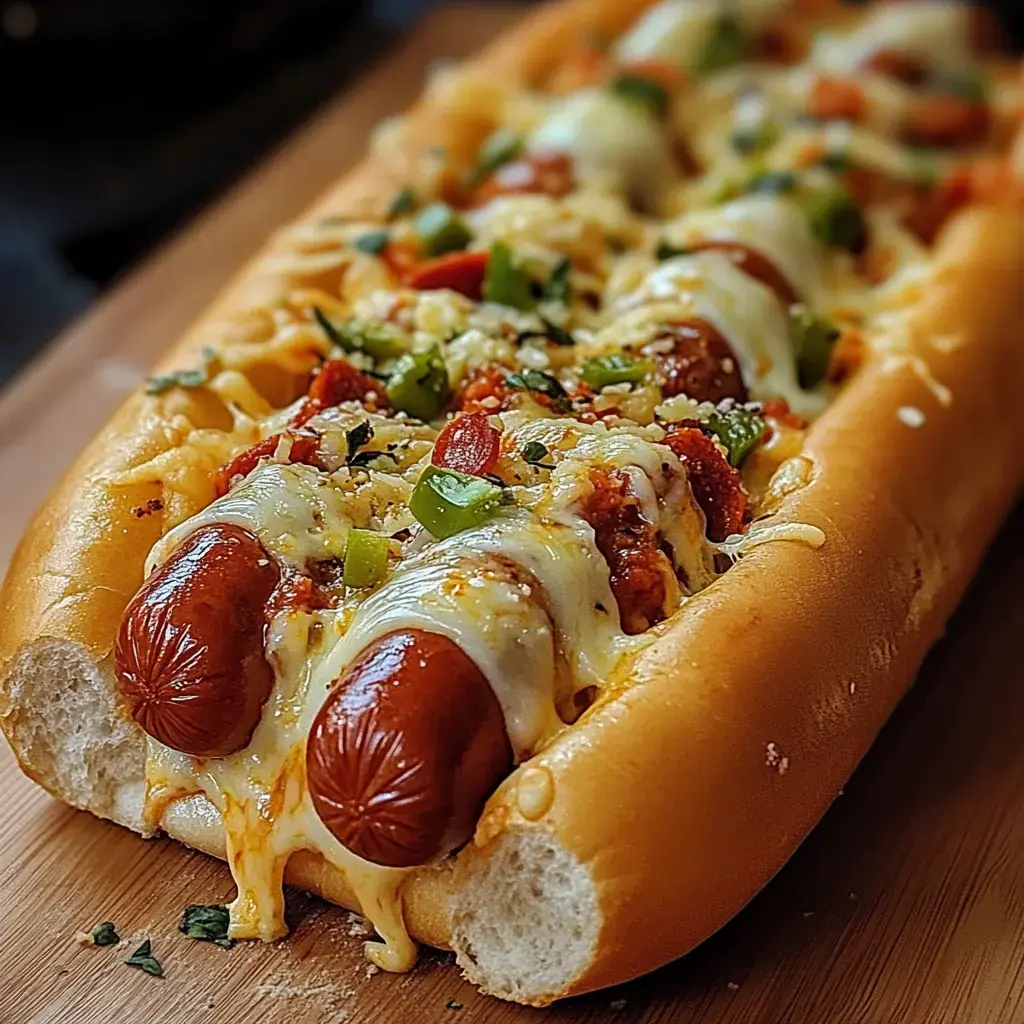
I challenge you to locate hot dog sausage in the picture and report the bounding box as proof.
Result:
[642,319,748,404]
[115,523,280,757]
[686,242,798,306]
[306,629,513,868]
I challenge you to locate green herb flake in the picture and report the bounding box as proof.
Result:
[354,229,390,256]
[465,128,525,188]
[124,938,164,978]
[180,905,235,950]
[521,440,556,469]
[85,921,120,947]
[312,308,406,362]
[655,241,694,262]
[699,405,766,467]
[386,186,417,221]
[744,170,798,196]
[516,316,575,347]
[730,120,780,156]
[698,14,746,75]
[145,348,218,395]
[506,369,571,412]
[609,73,669,119]
[802,184,867,253]
[345,420,374,464]
[543,256,572,304]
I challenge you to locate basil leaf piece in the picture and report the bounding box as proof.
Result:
[124,939,164,977]
[345,420,374,464]
[506,369,571,412]
[180,905,235,950]
[386,186,417,221]
[87,921,120,947]
[145,347,218,395]
[521,440,556,469]
[610,73,669,119]
[656,241,693,261]
[516,317,575,347]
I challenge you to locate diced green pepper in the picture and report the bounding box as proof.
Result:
[409,465,508,539]
[730,120,780,156]
[313,308,406,362]
[483,242,534,310]
[609,74,669,118]
[465,129,525,188]
[801,184,867,253]
[343,529,390,588]
[700,406,766,467]
[413,202,473,256]
[385,346,451,420]
[745,170,798,196]
[698,14,746,75]
[354,229,390,256]
[386,186,417,221]
[791,308,840,389]
[579,353,652,389]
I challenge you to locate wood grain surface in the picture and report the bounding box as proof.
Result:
[2,6,1024,1023]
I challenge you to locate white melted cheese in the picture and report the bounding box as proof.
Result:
[147,462,353,574]
[609,250,826,416]
[614,0,721,70]
[811,1,974,77]
[665,194,825,304]
[530,89,677,211]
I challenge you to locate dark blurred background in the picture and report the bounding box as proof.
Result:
[0,0,1021,389]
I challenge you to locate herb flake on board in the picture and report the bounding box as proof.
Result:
[179,905,235,950]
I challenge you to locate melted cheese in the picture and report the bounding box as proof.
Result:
[811,2,974,77]
[530,90,677,211]
[614,0,721,70]
[609,250,827,416]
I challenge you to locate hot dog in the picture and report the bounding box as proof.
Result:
[114,523,279,758]
[1,0,1022,1009]
[306,629,513,868]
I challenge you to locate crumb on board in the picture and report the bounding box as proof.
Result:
[609,998,627,1011]
[727,982,740,992]
[365,963,380,979]
[897,405,926,428]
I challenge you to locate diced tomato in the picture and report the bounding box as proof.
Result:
[687,242,798,305]
[215,433,321,497]
[809,77,867,123]
[381,238,421,277]
[581,468,673,635]
[862,49,926,85]
[431,412,502,477]
[266,569,331,618]
[404,251,490,300]
[292,359,389,427]
[644,320,748,404]
[472,153,576,204]
[904,95,989,149]
[663,427,747,543]
[761,398,807,430]
[671,136,702,177]
[459,364,512,414]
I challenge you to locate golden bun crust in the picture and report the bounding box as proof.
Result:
[2,0,1024,1005]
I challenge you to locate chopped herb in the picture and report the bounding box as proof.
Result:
[698,14,746,75]
[516,317,575,347]
[124,939,164,978]
[744,170,798,196]
[818,151,851,174]
[386,346,451,420]
[180,905,235,950]
[579,353,652,389]
[354,229,390,256]
[730,120,780,156]
[312,308,406,362]
[414,202,473,256]
[85,921,120,947]
[543,256,572,304]
[506,369,571,412]
[345,420,374,464]
[145,348,218,395]
[465,128,525,188]
[791,308,840,389]
[386,186,417,221]
[609,73,669,118]
[521,440,556,469]
[656,241,693,262]
[699,405,766,466]
[349,450,400,469]
[801,184,866,252]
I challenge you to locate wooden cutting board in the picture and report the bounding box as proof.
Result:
[2,6,1024,1022]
